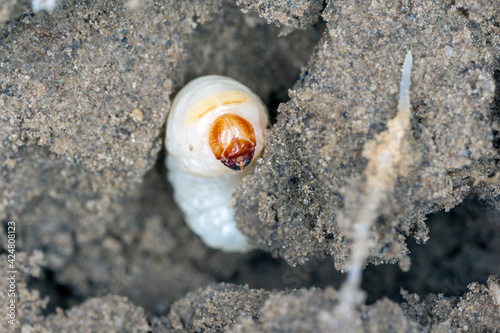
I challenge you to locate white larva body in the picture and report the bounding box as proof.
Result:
[166,75,269,252]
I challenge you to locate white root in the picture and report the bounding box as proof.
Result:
[335,51,414,322]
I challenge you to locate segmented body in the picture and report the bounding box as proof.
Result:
[166,75,269,252]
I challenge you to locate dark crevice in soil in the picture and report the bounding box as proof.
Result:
[362,197,500,304]
[28,268,83,315]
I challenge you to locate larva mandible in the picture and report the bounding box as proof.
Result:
[166,75,269,252]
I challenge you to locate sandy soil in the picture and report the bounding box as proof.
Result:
[0,0,499,332]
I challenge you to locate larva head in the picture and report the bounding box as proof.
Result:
[209,114,256,171]
[166,75,269,177]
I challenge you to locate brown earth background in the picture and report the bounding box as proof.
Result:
[0,0,499,331]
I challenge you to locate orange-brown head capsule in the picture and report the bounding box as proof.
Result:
[209,114,257,171]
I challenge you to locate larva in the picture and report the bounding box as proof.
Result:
[166,75,269,252]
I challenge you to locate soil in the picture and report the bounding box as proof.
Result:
[0,0,499,332]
